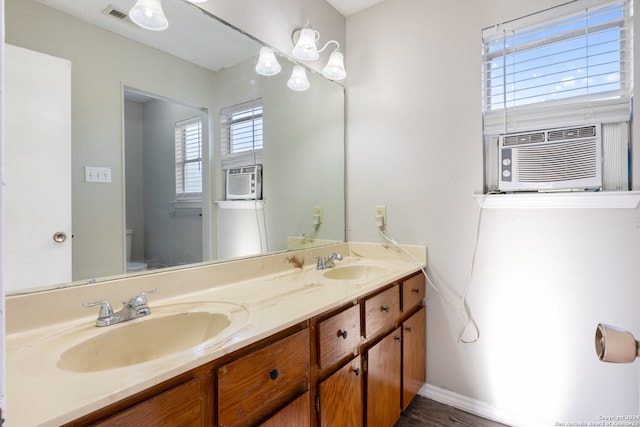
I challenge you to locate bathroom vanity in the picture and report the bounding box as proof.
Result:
[6,243,426,426]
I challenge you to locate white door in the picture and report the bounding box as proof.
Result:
[5,44,72,293]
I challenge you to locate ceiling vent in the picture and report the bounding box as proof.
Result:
[102,5,129,22]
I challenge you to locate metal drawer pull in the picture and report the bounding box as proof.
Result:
[394,336,402,342]
[269,369,279,380]
[412,288,420,294]
[353,368,360,376]
[381,305,390,313]
[338,329,348,339]
[406,326,413,333]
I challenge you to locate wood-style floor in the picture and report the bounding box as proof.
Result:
[395,396,510,427]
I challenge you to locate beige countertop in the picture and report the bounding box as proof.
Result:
[6,242,426,426]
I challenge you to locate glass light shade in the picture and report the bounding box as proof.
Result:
[322,49,346,81]
[255,47,282,76]
[129,0,169,31]
[292,28,319,61]
[287,65,311,91]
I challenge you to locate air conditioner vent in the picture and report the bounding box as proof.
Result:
[547,125,597,142]
[516,139,598,183]
[103,5,129,21]
[502,132,546,147]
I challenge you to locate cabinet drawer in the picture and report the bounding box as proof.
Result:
[95,378,204,426]
[402,274,425,313]
[217,328,310,427]
[317,304,360,370]
[364,285,399,339]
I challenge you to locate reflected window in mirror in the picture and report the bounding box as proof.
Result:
[175,116,203,207]
[220,99,264,168]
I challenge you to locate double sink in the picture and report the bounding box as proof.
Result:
[54,262,395,373]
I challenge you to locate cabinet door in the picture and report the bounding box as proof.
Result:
[402,306,426,411]
[217,328,310,427]
[319,356,363,427]
[95,378,206,426]
[260,391,310,427]
[366,328,401,427]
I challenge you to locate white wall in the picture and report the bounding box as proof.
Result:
[346,0,640,425]
[0,0,5,416]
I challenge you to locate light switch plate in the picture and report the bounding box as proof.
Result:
[85,166,112,183]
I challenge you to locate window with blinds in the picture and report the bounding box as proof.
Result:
[220,99,263,169]
[175,116,202,199]
[482,0,633,135]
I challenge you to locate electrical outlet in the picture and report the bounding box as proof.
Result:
[313,206,323,224]
[375,205,387,227]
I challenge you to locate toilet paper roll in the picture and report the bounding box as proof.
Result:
[595,323,638,363]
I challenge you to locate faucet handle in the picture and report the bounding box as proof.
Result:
[83,300,114,319]
[329,252,343,261]
[127,288,160,308]
[316,256,326,270]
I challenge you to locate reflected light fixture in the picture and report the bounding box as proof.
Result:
[129,0,169,31]
[595,323,640,363]
[291,25,346,81]
[255,47,282,76]
[287,65,311,92]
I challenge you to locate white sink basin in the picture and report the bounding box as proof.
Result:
[57,302,247,372]
[323,264,392,281]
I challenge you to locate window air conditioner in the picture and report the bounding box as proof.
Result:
[226,165,262,200]
[498,124,602,192]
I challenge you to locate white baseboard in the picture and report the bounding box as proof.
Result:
[419,384,548,427]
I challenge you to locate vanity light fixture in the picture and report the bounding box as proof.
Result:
[291,25,346,81]
[287,65,311,92]
[129,0,208,31]
[255,47,282,76]
[129,0,169,31]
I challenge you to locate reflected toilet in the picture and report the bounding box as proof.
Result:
[126,228,148,272]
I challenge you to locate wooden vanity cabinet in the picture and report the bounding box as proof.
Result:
[217,328,310,427]
[366,328,402,426]
[314,303,363,427]
[259,391,311,427]
[362,273,426,427]
[402,306,426,411]
[316,303,360,373]
[317,355,363,427]
[94,377,209,426]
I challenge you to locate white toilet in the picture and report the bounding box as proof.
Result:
[126,228,148,272]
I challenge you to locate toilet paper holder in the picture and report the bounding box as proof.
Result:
[595,323,640,363]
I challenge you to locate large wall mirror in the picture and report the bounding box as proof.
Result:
[5,0,345,295]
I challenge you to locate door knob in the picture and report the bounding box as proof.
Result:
[53,232,67,243]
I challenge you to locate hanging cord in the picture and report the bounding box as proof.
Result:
[377,199,485,344]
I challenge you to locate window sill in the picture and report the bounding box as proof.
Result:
[474,191,640,209]
[172,199,202,209]
[215,200,265,210]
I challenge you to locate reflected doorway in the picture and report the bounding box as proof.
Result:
[124,87,209,272]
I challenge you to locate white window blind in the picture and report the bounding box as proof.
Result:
[482,0,633,135]
[220,99,263,169]
[175,116,202,199]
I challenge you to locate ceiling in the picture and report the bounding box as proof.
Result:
[326,0,385,16]
[35,0,259,72]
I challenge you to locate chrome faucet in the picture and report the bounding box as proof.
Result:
[83,288,159,327]
[316,252,343,270]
